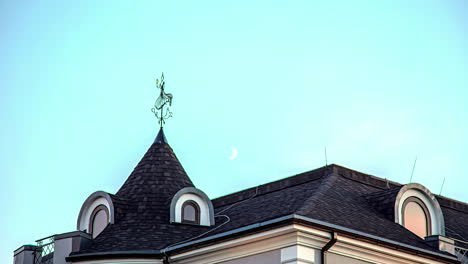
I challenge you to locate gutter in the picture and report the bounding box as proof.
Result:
[321,231,337,264]
[67,214,458,263]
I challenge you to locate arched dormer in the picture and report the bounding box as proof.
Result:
[170,187,214,226]
[394,183,445,238]
[77,191,115,238]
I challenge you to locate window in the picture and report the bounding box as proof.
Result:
[170,187,215,226]
[89,205,109,238]
[182,200,200,224]
[394,183,445,237]
[402,197,431,238]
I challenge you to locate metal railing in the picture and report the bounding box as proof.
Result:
[456,246,468,264]
[34,236,54,264]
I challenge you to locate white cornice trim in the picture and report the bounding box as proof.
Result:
[166,214,456,262]
[293,215,456,261]
[170,224,454,264]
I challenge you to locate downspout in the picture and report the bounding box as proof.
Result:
[321,231,338,264]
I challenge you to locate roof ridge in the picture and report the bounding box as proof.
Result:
[212,165,332,208]
[333,165,402,189]
[436,194,468,213]
[214,164,468,213]
[296,170,339,215]
[334,165,468,213]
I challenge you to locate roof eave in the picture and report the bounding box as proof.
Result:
[67,214,458,263]
[66,250,163,262]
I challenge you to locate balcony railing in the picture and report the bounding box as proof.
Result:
[33,236,54,264]
[455,246,468,264]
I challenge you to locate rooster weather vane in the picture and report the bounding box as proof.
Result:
[151,73,173,128]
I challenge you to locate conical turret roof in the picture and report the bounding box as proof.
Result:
[74,129,206,254]
[117,128,194,201]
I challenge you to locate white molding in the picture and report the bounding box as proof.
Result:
[281,245,318,264]
[333,235,446,264]
[171,226,298,264]
[174,193,210,226]
[294,215,454,261]
[168,224,453,264]
[399,189,439,235]
[170,187,215,226]
[394,183,445,236]
[78,197,111,232]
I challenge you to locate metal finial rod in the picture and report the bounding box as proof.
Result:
[160,108,163,128]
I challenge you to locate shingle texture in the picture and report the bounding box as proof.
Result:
[78,141,203,253]
[73,140,468,260]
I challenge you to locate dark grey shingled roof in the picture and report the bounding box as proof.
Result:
[77,134,205,254]
[70,139,468,262]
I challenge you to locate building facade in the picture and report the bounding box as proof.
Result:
[14,128,468,264]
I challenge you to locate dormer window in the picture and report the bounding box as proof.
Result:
[182,200,200,224]
[89,205,109,238]
[394,183,445,238]
[77,191,115,239]
[402,197,431,238]
[170,187,215,226]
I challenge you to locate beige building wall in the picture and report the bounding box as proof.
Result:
[219,250,281,264]
[327,253,372,264]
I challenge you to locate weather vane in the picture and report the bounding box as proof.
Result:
[151,72,173,128]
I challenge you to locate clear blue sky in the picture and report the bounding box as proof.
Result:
[1,1,467,262]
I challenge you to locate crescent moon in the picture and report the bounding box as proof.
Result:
[230,147,238,160]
